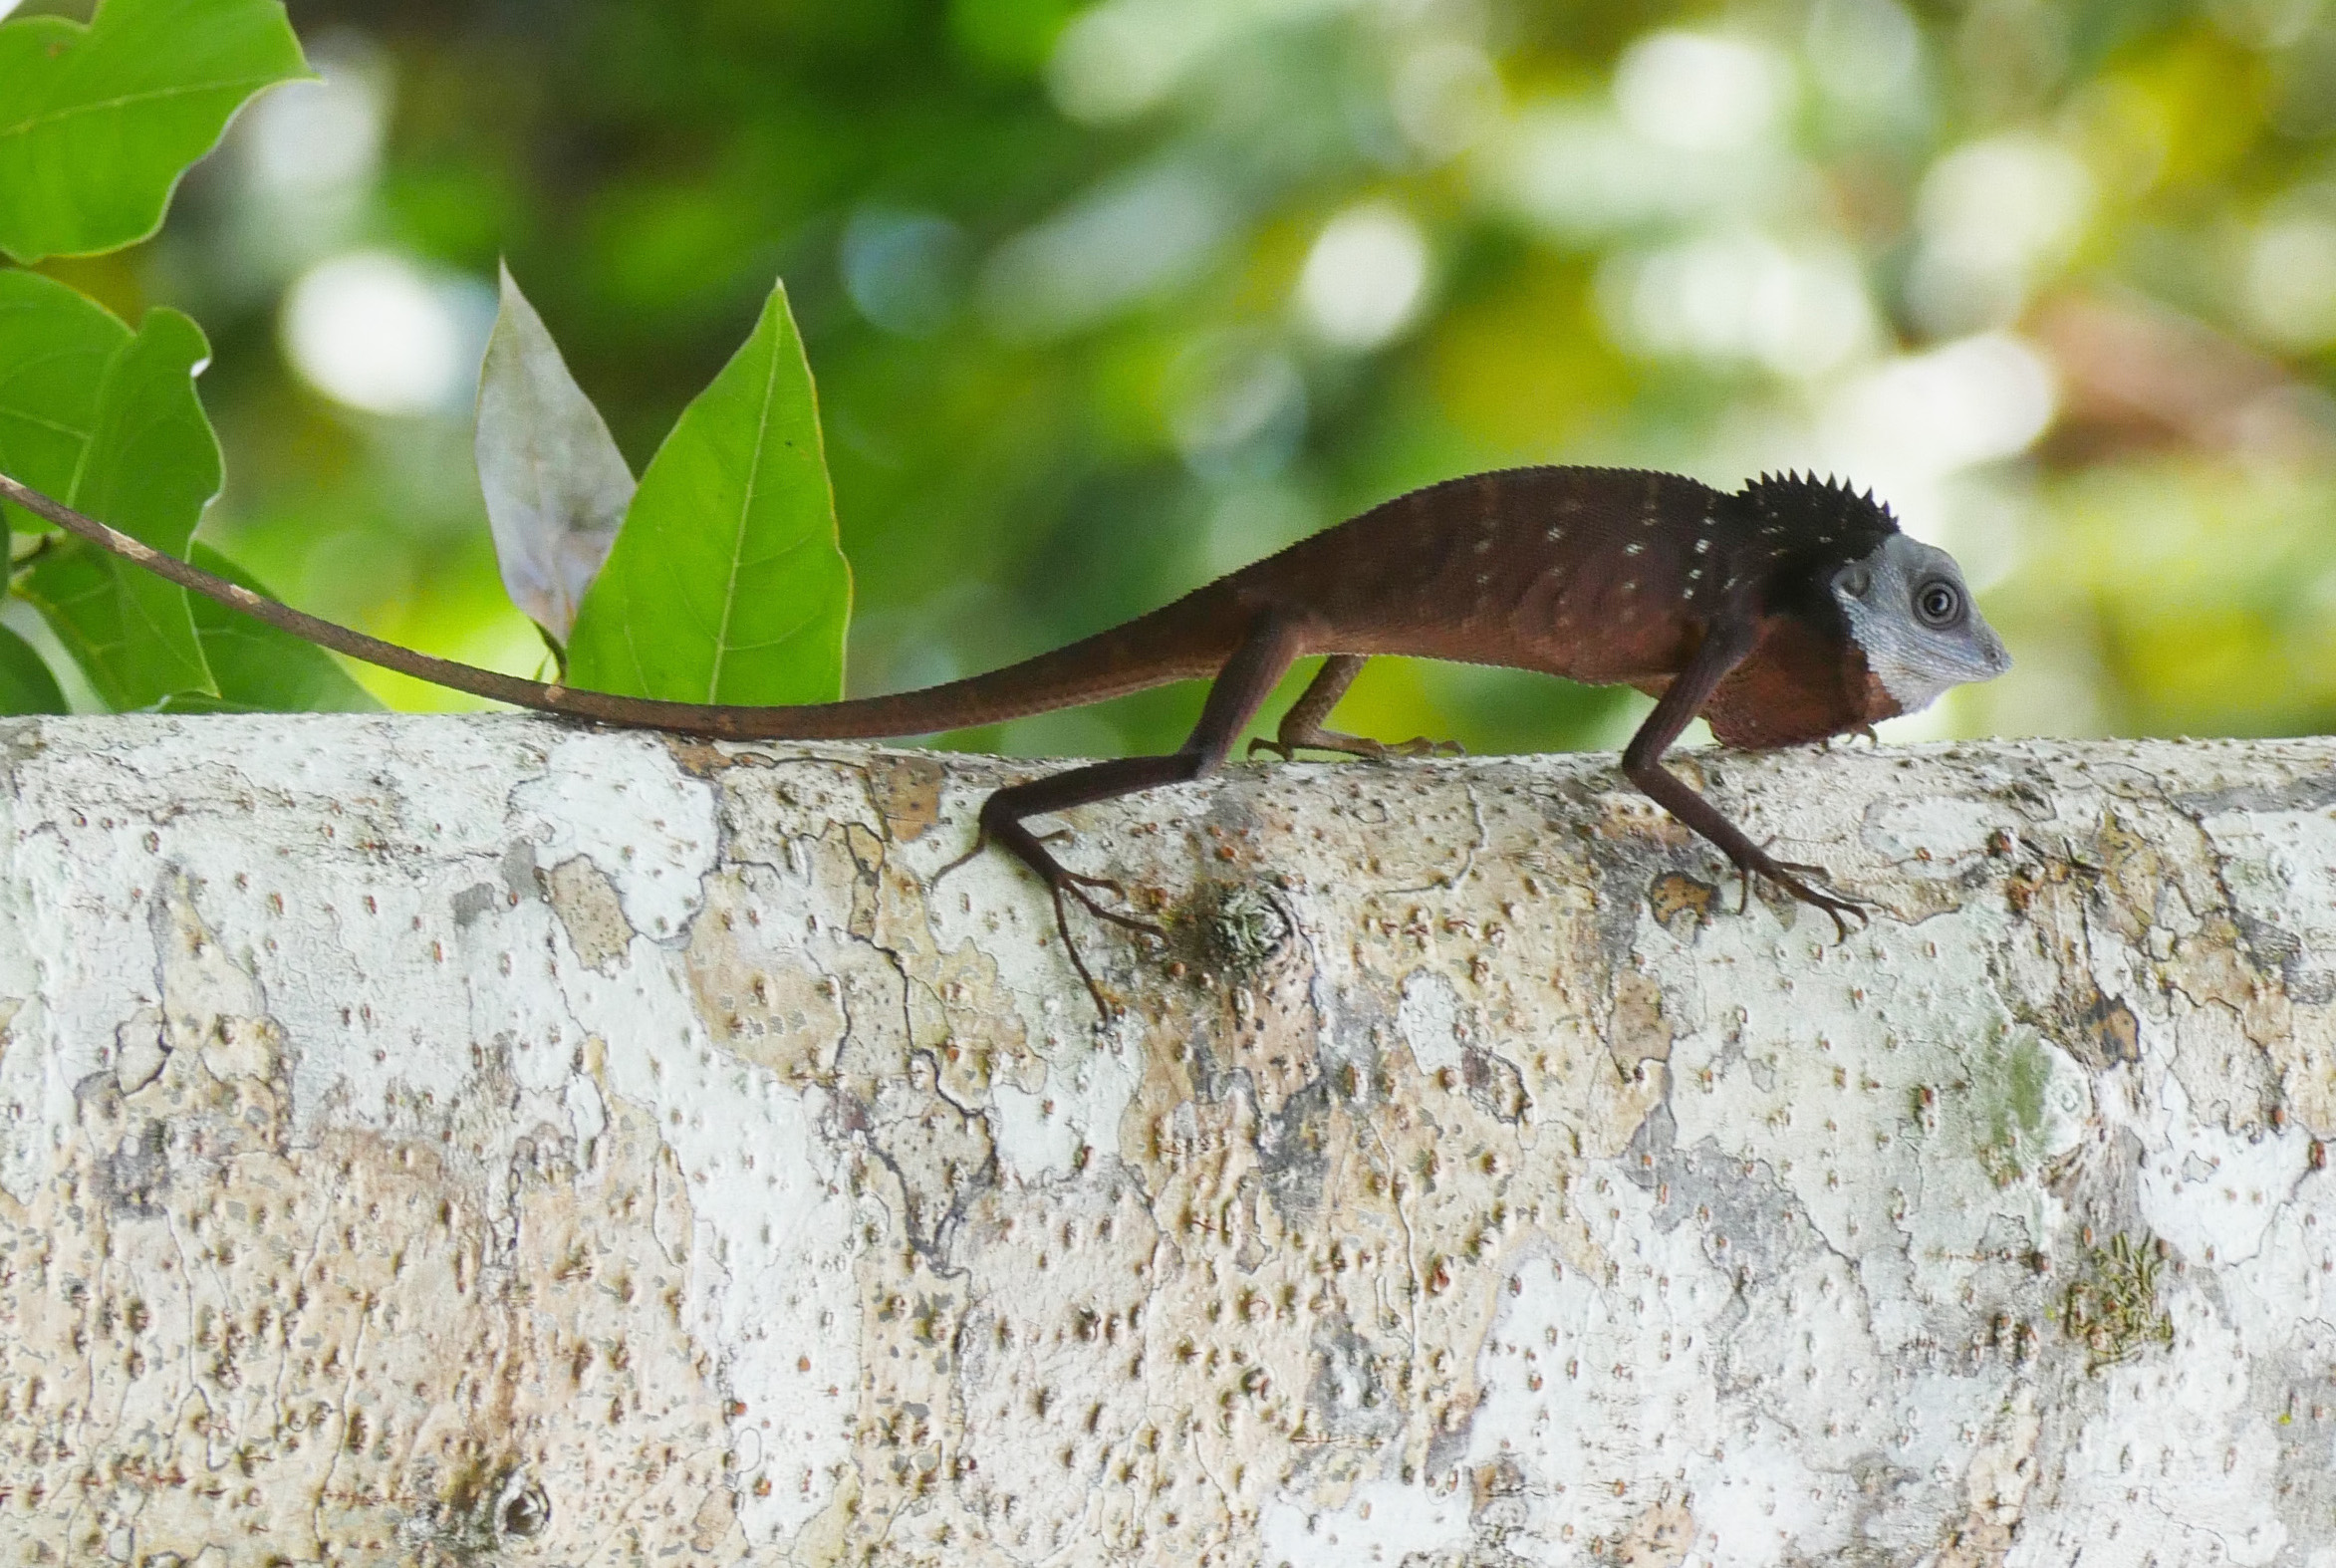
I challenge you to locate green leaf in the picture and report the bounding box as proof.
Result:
[0,269,130,533]
[0,623,68,714]
[475,262,634,644]
[0,0,312,263]
[23,306,216,708]
[161,544,382,713]
[567,278,851,704]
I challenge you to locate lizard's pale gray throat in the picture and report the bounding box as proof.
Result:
[1832,534,2011,713]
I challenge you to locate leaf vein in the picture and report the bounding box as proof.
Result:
[0,76,281,140]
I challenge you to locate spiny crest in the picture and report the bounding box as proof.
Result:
[1739,470,1900,538]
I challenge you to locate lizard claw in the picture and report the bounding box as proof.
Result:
[1055,867,1168,941]
[1046,876,1168,1022]
[972,817,1169,1021]
[1251,731,1464,762]
[1734,842,1873,941]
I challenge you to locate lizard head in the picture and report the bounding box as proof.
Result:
[1829,533,2011,713]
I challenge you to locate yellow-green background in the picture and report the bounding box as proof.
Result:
[26,0,2336,753]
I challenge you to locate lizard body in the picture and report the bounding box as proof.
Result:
[0,464,2009,1010]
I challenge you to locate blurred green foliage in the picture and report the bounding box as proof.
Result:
[26,0,2336,750]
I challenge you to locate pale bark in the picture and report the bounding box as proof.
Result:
[0,715,2329,1566]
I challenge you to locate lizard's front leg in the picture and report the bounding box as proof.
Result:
[1620,620,1870,939]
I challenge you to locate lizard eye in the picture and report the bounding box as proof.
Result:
[1915,580,1962,628]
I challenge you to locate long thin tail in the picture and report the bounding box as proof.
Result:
[0,472,1234,739]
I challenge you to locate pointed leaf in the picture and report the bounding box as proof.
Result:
[567,279,851,704]
[23,307,216,708]
[475,262,634,643]
[0,0,312,263]
[0,269,130,533]
[161,544,381,713]
[0,622,67,714]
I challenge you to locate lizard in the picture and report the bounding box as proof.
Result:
[0,464,2010,1012]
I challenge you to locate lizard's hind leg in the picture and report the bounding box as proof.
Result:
[970,613,1310,1017]
[1246,654,1464,762]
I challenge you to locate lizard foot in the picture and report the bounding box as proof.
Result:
[951,817,1170,1021]
[1053,866,1168,941]
[1734,844,1872,942]
[1046,874,1168,1021]
[1248,732,1466,762]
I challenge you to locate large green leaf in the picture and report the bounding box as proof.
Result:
[0,268,130,533]
[566,279,851,704]
[0,0,311,263]
[0,623,67,715]
[161,544,382,713]
[23,306,216,708]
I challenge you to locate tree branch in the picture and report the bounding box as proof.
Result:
[0,716,2326,1561]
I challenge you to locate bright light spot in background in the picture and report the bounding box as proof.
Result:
[282,252,490,417]
[1048,0,1216,123]
[1613,31,1791,153]
[2244,217,2336,352]
[1394,42,1503,158]
[240,37,387,196]
[1597,233,1875,380]
[841,208,965,338]
[0,2,21,20]
[2218,0,2328,48]
[1908,135,2092,334]
[1296,203,1430,350]
[980,162,1230,340]
[1486,106,1786,240]
[1047,0,1365,124]
[1803,0,1922,110]
[1821,333,2057,494]
[228,32,390,284]
[1167,338,1308,480]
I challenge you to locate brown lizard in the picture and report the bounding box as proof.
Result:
[0,465,2010,1010]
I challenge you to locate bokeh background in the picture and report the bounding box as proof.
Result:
[24,0,2336,754]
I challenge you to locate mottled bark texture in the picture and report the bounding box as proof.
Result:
[0,716,2330,1566]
